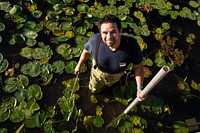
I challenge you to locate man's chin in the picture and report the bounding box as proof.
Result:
[106,42,115,46]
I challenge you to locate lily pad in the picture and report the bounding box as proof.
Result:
[0,22,5,31]
[52,60,65,73]
[9,107,24,123]
[62,77,80,94]
[27,84,43,101]
[20,61,41,77]
[56,43,70,55]
[77,4,89,13]
[57,96,76,121]
[20,47,34,59]
[92,116,104,128]
[31,10,42,18]
[9,5,22,15]
[0,53,3,62]
[3,74,29,93]
[118,5,130,15]
[0,59,9,73]
[75,35,89,45]
[23,30,38,39]
[60,21,73,31]
[24,21,36,30]
[10,33,25,45]
[14,89,28,102]
[63,7,75,16]
[26,39,37,46]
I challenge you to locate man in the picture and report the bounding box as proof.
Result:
[75,14,145,101]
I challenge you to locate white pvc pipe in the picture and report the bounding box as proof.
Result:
[124,65,170,114]
[106,66,170,128]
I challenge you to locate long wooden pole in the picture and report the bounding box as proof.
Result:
[106,66,170,128]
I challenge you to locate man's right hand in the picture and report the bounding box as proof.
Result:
[74,65,81,75]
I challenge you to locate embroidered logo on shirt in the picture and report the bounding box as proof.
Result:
[119,62,126,67]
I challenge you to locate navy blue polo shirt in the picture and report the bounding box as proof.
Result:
[84,33,143,73]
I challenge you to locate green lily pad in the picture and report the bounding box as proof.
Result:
[24,21,36,30]
[23,30,38,39]
[56,43,70,55]
[26,38,37,46]
[47,0,62,5]
[77,4,89,13]
[57,96,75,121]
[0,59,9,73]
[46,21,59,30]
[74,27,87,35]
[75,35,89,45]
[20,47,34,59]
[83,115,94,128]
[20,61,41,77]
[56,35,70,42]
[118,5,130,15]
[9,5,22,15]
[62,47,82,60]
[27,84,42,101]
[14,89,28,102]
[189,1,199,8]
[52,60,65,73]
[92,116,104,128]
[60,21,73,31]
[162,22,170,30]
[0,2,10,11]
[23,112,41,128]
[140,95,164,114]
[10,33,25,45]
[0,53,3,62]
[3,75,29,93]
[65,60,77,74]
[32,48,46,59]
[83,19,94,30]
[9,107,24,123]
[63,7,75,16]
[0,128,8,133]
[23,101,40,119]
[0,22,5,31]
[62,77,80,94]
[40,63,53,74]
[31,10,42,18]
[108,0,116,5]
[0,111,10,122]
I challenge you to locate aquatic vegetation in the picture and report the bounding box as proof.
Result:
[0,0,200,132]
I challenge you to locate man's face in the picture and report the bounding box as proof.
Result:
[100,22,122,47]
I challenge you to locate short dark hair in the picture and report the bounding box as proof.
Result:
[98,14,121,31]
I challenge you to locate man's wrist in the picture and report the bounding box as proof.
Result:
[137,85,143,90]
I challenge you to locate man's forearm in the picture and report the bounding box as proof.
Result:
[134,63,144,87]
[77,49,90,67]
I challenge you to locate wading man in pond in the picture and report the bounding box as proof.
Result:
[75,14,145,101]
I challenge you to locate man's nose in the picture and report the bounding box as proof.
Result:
[107,33,113,38]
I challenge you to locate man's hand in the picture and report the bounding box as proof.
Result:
[137,88,146,102]
[74,65,81,75]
